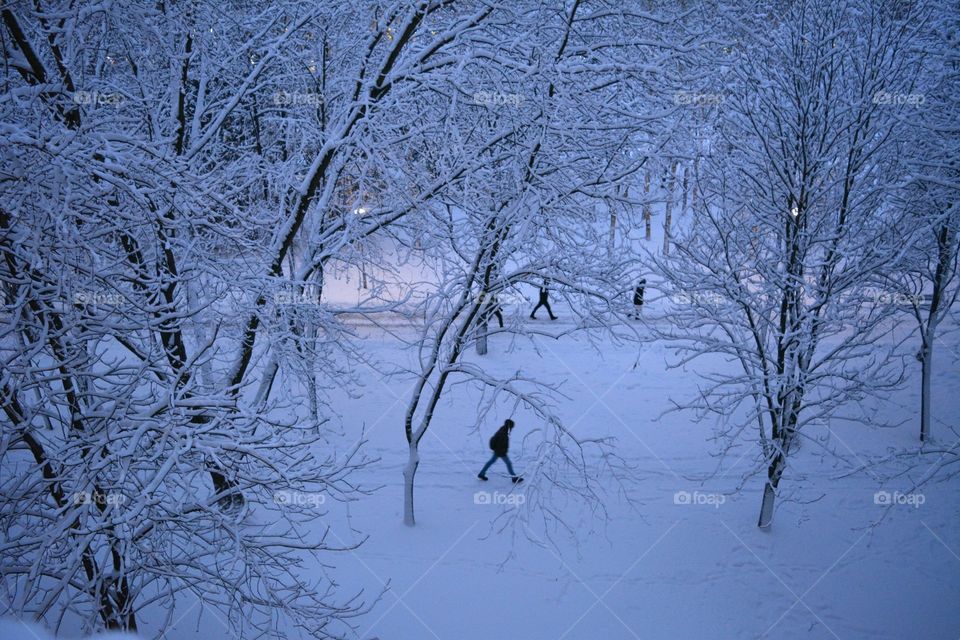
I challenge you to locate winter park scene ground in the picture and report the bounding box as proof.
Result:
[2,1,959,639]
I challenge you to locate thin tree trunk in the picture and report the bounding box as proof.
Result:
[253,356,280,407]
[403,442,420,526]
[307,323,320,431]
[663,160,677,255]
[691,155,700,214]
[758,447,785,529]
[920,333,932,442]
[643,169,652,240]
[476,318,488,355]
[759,401,799,529]
[681,163,689,214]
[608,205,617,255]
[919,221,953,441]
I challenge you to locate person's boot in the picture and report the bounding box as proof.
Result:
[529,313,536,320]
[511,476,523,484]
[478,474,489,481]
[549,314,557,320]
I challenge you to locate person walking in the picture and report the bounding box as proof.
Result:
[631,278,646,319]
[529,280,557,320]
[478,419,523,483]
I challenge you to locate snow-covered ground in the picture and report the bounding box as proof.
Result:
[148,298,960,640]
[6,232,956,640]
[0,620,139,640]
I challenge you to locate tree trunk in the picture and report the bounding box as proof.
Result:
[920,336,932,442]
[643,169,652,240]
[692,155,701,213]
[757,449,785,529]
[758,481,776,529]
[919,221,953,441]
[104,589,137,632]
[662,160,677,255]
[681,163,689,214]
[307,332,320,433]
[608,205,617,255]
[476,318,488,355]
[403,442,420,526]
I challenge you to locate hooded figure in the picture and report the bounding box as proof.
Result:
[478,419,523,483]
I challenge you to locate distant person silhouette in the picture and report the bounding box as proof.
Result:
[530,280,557,320]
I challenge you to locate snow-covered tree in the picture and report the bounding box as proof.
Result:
[886,3,960,442]
[0,0,482,632]
[651,0,925,529]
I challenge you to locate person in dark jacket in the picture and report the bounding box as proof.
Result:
[630,278,646,319]
[529,279,557,320]
[478,419,523,483]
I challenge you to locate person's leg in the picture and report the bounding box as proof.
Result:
[500,455,516,476]
[545,300,557,319]
[530,301,543,318]
[479,453,498,477]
